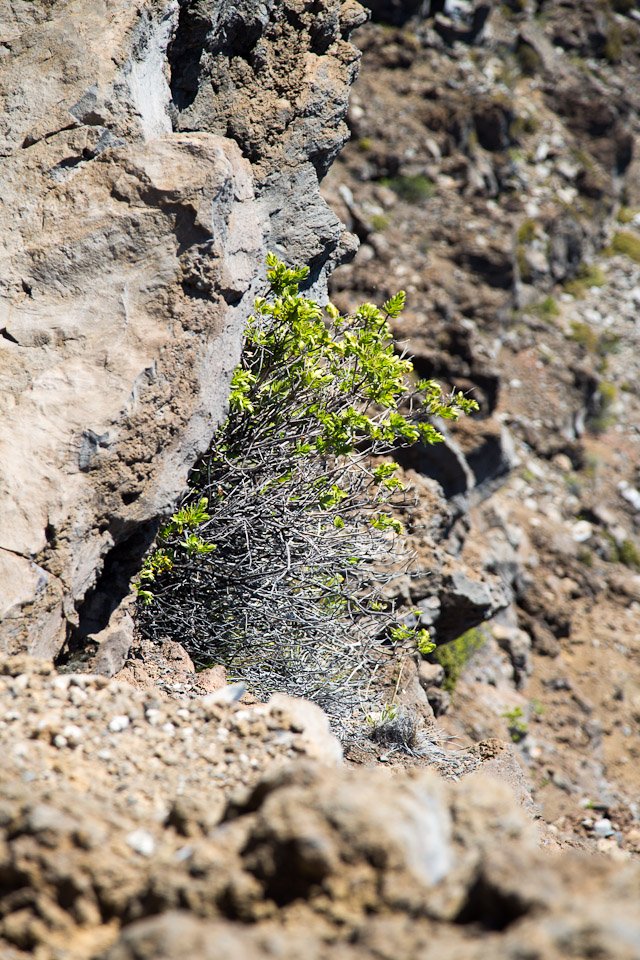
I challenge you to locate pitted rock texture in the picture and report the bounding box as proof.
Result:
[0,656,639,960]
[0,0,362,657]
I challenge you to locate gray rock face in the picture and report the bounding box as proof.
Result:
[0,0,362,656]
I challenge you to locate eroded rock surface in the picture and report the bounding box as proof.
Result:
[0,655,639,960]
[0,0,361,657]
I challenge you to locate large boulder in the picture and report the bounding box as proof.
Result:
[0,0,363,657]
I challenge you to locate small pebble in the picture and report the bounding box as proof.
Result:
[126,829,156,857]
[109,716,130,733]
[571,520,592,543]
[63,724,84,747]
[593,818,614,838]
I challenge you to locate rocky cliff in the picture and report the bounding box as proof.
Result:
[2,1,640,957]
[324,0,640,855]
[0,0,363,658]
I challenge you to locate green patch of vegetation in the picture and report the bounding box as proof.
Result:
[370,213,389,232]
[577,547,594,567]
[616,206,639,225]
[502,706,528,743]
[530,296,560,321]
[588,380,617,434]
[381,174,435,203]
[604,20,623,62]
[610,230,640,263]
[619,539,640,571]
[135,256,477,718]
[568,322,620,363]
[601,532,640,569]
[510,112,540,139]
[516,246,532,284]
[357,137,373,153]
[563,262,607,299]
[366,703,399,727]
[517,218,537,244]
[433,627,487,693]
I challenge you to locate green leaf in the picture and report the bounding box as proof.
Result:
[382,290,406,318]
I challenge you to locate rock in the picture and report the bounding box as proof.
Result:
[468,739,538,816]
[619,482,640,512]
[89,611,135,678]
[526,620,561,657]
[436,570,509,643]
[492,624,532,688]
[571,519,593,543]
[203,683,247,707]
[104,913,265,960]
[360,0,425,26]
[267,694,343,766]
[593,818,615,839]
[238,764,455,915]
[418,661,446,689]
[108,715,130,734]
[425,686,451,717]
[0,0,362,658]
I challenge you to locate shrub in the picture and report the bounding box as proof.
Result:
[616,206,639,225]
[517,218,537,244]
[563,261,607,299]
[432,627,487,693]
[588,380,617,433]
[136,256,476,718]
[380,174,435,203]
[371,213,390,232]
[619,539,640,571]
[530,296,559,320]
[502,706,528,743]
[603,21,623,62]
[569,321,620,360]
[611,230,640,263]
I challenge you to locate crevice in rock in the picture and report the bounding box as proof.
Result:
[167,2,211,112]
[0,327,19,344]
[56,520,158,665]
[396,438,472,500]
[454,870,531,931]
[21,123,78,149]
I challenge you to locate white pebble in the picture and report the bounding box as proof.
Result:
[619,482,640,511]
[126,829,156,857]
[593,818,614,838]
[69,687,88,706]
[62,724,84,747]
[109,715,130,733]
[202,682,246,706]
[571,520,592,543]
[145,709,162,726]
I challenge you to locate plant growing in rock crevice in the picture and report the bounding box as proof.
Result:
[136,256,477,718]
